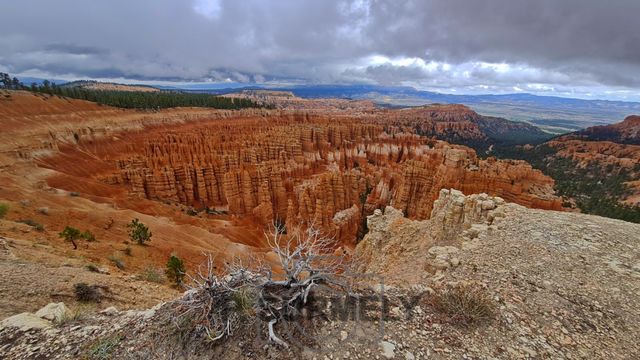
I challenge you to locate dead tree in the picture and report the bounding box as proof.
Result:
[172,224,349,348]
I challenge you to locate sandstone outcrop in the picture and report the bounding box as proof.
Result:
[355,189,507,281]
[550,115,640,171]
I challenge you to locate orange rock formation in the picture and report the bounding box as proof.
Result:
[0,91,567,271]
[547,115,640,205]
[37,112,562,244]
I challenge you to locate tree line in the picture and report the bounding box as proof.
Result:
[492,144,640,223]
[0,72,266,110]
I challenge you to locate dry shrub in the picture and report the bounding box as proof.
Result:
[108,255,125,270]
[56,304,91,326]
[74,283,106,302]
[139,266,165,283]
[170,225,350,348]
[429,284,496,326]
[18,219,44,231]
[86,264,100,273]
[231,286,258,317]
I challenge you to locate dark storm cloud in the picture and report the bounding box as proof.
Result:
[0,0,639,99]
[44,43,106,56]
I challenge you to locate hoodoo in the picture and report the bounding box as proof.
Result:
[35,110,562,243]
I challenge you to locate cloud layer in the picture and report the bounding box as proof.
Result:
[1,0,639,100]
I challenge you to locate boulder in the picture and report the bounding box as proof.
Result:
[380,341,396,359]
[100,306,119,316]
[0,313,51,331]
[35,302,70,323]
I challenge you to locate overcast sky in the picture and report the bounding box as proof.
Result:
[2,0,640,101]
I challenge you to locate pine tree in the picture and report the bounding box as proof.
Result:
[127,218,152,245]
[59,226,83,249]
[165,254,186,286]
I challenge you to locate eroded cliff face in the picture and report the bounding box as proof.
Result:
[545,115,640,206]
[563,115,640,145]
[354,188,507,284]
[38,110,562,244]
[550,115,640,171]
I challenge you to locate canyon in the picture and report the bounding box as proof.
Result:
[31,98,562,246]
[2,90,640,360]
[0,89,564,270]
[544,115,640,207]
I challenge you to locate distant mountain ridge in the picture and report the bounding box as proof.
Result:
[14,76,640,133]
[179,84,640,133]
[61,80,160,92]
[564,115,640,145]
[384,104,552,148]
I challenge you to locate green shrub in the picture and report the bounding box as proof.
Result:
[0,203,9,218]
[59,226,82,249]
[81,230,96,242]
[165,254,186,287]
[127,218,152,245]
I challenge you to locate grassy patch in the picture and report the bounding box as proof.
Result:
[88,333,123,360]
[0,203,9,218]
[138,266,165,284]
[428,284,496,327]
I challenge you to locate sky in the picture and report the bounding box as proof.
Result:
[1,0,640,101]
